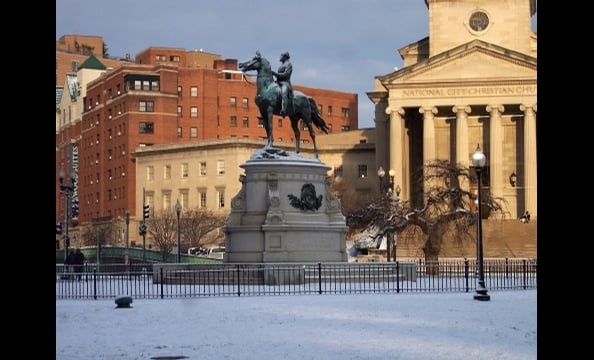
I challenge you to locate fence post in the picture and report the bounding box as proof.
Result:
[464,258,469,292]
[318,262,322,294]
[160,267,164,299]
[93,269,97,300]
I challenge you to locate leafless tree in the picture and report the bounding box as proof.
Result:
[145,208,178,261]
[81,221,118,247]
[180,208,226,249]
[348,160,508,271]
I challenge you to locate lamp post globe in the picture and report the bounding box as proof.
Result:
[471,144,490,301]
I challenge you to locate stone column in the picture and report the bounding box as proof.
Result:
[374,98,389,182]
[486,104,505,201]
[520,104,537,217]
[388,107,406,198]
[453,106,471,191]
[420,106,438,162]
[419,106,437,196]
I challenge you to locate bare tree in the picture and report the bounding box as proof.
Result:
[81,221,118,247]
[348,160,508,271]
[180,208,226,249]
[145,208,178,261]
[329,177,376,217]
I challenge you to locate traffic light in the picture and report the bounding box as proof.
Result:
[139,222,147,236]
[71,197,79,218]
[56,222,62,235]
[143,203,150,219]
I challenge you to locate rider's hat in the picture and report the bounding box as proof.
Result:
[281,52,290,59]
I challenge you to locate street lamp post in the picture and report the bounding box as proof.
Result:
[59,168,75,262]
[390,184,401,262]
[471,145,490,301]
[378,167,396,261]
[175,200,182,263]
[125,209,130,265]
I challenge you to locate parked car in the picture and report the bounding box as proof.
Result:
[188,247,207,256]
[206,247,225,260]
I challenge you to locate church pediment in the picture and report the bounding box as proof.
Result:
[378,40,536,87]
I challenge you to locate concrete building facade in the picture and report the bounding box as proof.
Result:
[368,0,536,220]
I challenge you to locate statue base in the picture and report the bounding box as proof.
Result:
[223,147,348,264]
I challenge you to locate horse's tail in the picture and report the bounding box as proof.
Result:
[307,97,329,134]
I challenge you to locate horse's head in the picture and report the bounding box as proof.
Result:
[238,52,269,73]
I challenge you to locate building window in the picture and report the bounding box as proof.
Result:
[328,105,333,116]
[181,163,189,178]
[139,122,154,134]
[190,86,198,97]
[71,60,78,72]
[217,189,225,209]
[151,80,159,91]
[334,165,343,178]
[177,85,182,96]
[190,106,198,118]
[277,118,282,128]
[328,123,333,133]
[170,55,180,62]
[156,55,166,62]
[199,190,207,208]
[230,97,236,107]
[139,100,154,112]
[190,127,198,138]
[242,116,249,127]
[341,107,350,118]
[163,192,171,210]
[358,164,368,178]
[164,165,171,180]
[200,161,207,176]
[259,117,265,128]
[242,97,249,108]
[217,160,225,175]
[180,190,189,208]
[318,104,323,113]
[230,116,237,127]
[177,127,182,138]
[341,125,350,132]
[147,165,154,181]
[177,106,182,116]
[146,193,154,211]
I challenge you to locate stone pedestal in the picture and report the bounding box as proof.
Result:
[223,148,348,263]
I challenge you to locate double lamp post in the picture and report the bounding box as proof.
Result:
[59,168,76,261]
[377,166,400,262]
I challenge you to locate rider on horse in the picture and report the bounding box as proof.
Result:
[272,52,292,117]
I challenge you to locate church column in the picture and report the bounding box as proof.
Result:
[419,106,437,197]
[420,106,437,162]
[374,98,389,186]
[486,104,505,202]
[453,106,471,191]
[520,104,537,217]
[388,107,406,199]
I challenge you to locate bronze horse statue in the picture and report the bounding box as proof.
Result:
[238,52,329,157]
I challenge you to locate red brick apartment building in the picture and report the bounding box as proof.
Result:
[56,39,358,238]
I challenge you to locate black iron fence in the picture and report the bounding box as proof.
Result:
[56,258,536,300]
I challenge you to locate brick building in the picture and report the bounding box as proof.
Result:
[56,45,358,250]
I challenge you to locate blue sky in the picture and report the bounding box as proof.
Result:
[56,0,537,129]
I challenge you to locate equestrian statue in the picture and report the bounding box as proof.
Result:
[238,51,329,157]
